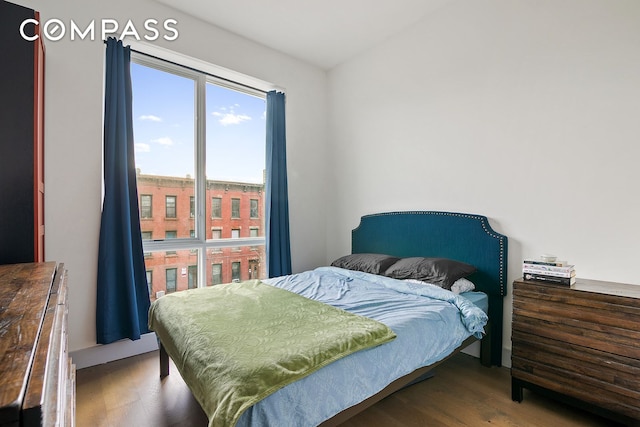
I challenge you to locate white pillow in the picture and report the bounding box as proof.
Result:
[451,277,475,294]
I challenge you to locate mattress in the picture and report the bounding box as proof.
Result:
[460,290,489,313]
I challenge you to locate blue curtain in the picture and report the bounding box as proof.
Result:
[96,38,150,344]
[265,91,292,277]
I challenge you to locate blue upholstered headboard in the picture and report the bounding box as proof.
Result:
[351,211,508,366]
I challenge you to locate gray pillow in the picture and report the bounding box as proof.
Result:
[331,253,400,275]
[384,257,476,290]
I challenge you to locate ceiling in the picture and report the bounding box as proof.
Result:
[155,0,452,69]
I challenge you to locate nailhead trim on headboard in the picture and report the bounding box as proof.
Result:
[356,211,508,295]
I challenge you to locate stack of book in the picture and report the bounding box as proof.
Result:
[522,258,576,285]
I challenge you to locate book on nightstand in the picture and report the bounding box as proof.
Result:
[522,257,576,286]
[522,259,569,267]
[523,272,576,286]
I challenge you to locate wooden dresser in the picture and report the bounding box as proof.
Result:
[0,263,75,427]
[511,277,640,425]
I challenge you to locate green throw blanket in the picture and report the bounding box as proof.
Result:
[148,280,396,427]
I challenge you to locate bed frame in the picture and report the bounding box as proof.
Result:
[157,210,508,425]
[318,211,508,426]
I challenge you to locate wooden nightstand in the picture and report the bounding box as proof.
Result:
[511,277,640,425]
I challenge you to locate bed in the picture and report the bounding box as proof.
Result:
[149,211,508,426]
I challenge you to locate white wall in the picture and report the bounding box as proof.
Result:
[327,0,640,361]
[16,0,328,360]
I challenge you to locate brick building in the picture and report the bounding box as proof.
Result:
[137,173,265,301]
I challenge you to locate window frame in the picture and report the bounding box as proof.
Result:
[132,52,268,290]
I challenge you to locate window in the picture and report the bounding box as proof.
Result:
[131,53,268,299]
[232,262,241,282]
[231,198,240,218]
[146,270,153,294]
[165,231,177,255]
[248,259,259,280]
[166,268,177,293]
[249,227,259,238]
[211,197,221,218]
[211,263,222,285]
[141,195,152,218]
[141,231,152,257]
[188,265,197,289]
[166,196,177,218]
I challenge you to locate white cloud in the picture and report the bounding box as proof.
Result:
[139,114,162,122]
[152,137,174,146]
[135,143,151,153]
[212,111,252,126]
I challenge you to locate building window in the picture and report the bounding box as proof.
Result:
[231,229,240,239]
[146,270,153,295]
[211,263,222,285]
[166,195,177,218]
[232,262,241,282]
[141,195,152,218]
[249,228,259,238]
[165,231,177,255]
[248,259,260,280]
[166,268,177,293]
[231,198,240,218]
[141,231,152,257]
[190,230,196,253]
[211,197,222,218]
[188,265,197,289]
[131,54,269,298]
[211,228,222,253]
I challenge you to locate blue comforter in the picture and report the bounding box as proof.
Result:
[236,266,488,426]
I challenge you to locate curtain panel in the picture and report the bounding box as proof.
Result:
[265,91,292,277]
[96,38,150,344]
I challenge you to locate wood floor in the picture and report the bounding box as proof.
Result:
[76,351,623,427]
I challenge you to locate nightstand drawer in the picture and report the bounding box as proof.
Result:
[512,310,640,359]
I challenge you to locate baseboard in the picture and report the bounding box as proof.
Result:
[462,342,512,368]
[502,347,512,368]
[70,332,159,370]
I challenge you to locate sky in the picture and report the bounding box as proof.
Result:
[130,62,266,184]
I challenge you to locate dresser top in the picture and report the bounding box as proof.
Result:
[516,277,640,299]
[571,278,640,299]
[0,262,57,424]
